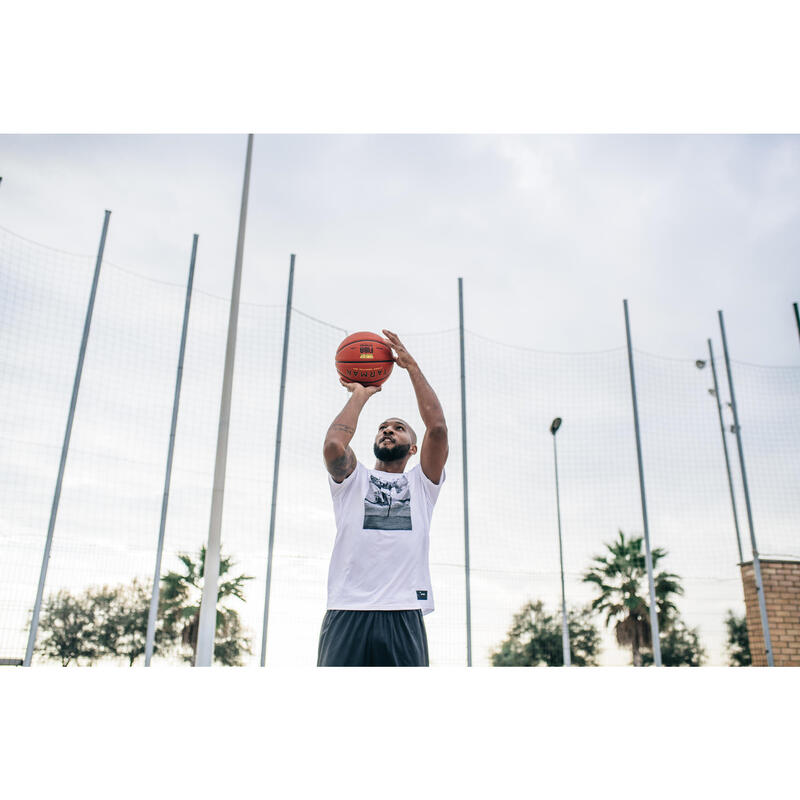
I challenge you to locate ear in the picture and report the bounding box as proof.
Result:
[410,443,418,456]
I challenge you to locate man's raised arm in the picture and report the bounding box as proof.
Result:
[382,329,448,484]
[323,381,381,483]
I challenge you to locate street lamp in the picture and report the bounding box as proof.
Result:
[695,343,744,563]
[550,416,570,666]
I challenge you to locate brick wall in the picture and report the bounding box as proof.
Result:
[740,559,800,666]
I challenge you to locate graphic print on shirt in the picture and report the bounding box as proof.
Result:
[364,473,412,531]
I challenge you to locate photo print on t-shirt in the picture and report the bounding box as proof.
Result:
[364,473,412,531]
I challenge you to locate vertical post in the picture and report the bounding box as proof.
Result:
[260,253,295,666]
[458,277,472,667]
[195,134,253,667]
[706,339,744,564]
[24,209,111,666]
[551,422,570,666]
[793,302,799,348]
[718,310,774,666]
[622,299,661,666]
[144,234,198,666]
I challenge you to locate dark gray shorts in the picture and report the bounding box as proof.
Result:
[317,609,429,667]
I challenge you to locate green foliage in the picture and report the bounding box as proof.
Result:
[34,545,254,666]
[582,530,688,666]
[491,600,600,666]
[212,611,252,666]
[724,610,752,666]
[98,579,162,666]
[158,545,254,666]
[35,589,101,666]
[35,581,162,666]
[641,616,706,666]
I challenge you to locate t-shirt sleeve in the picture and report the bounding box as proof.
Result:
[328,460,363,500]
[414,463,446,508]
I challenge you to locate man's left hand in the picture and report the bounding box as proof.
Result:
[382,329,417,371]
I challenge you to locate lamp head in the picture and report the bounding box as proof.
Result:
[695,360,707,369]
[550,417,562,435]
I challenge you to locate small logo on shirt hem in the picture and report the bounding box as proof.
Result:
[416,590,428,600]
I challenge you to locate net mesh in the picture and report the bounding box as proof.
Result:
[1,225,798,666]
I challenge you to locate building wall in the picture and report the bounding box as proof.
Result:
[740,559,800,666]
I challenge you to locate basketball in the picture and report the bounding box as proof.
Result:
[335,331,394,387]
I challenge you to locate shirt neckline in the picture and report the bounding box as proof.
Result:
[368,465,413,477]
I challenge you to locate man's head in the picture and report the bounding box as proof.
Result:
[373,418,417,463]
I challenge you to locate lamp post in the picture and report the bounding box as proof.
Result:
[695,342,744,564]
[550,417,570,666]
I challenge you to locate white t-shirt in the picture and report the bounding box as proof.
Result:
[326,461,445,615]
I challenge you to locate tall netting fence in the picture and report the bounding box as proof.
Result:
[1,231,96,657]
[465,338,644,666]
[1,224,798,666]
[731,361,800,562]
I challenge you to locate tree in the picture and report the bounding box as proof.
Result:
[724,610,752,666]
[582,530,685,666]
[36,581,164,666]
[159,545,254,666]
[34,546,254,666]
[641,616,706,666]
[95,579,156,666]
[35,589,101,666]
[491,599,601,666]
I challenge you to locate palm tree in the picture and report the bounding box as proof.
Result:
[159,545,254,666]
[582,530,683,666]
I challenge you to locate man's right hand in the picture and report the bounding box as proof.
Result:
[339,378,382,399]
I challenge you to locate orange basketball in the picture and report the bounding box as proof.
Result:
[335,331,394,387]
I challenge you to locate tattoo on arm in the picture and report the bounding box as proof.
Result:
[329,423,355,435]
[328,447,357,482]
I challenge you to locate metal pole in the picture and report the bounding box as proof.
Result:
[195,134,253,667]
[718,310,774,666]
[24,209,111,666]
[622,299,661,666]
[144,234,198,666]
[458,277,472,667]
[706,339,744,564]
[793,302,799,348]
[260,253,295,666]
[551,427,570,666]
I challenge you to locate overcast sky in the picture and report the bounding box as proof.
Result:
[1,134,799,669]
[1,134,798,364]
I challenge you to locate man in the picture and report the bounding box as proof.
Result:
[318,329,449,666]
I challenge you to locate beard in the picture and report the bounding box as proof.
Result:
[373,440,411,462]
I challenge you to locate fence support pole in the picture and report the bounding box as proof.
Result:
[551,428,571,666]
[195,134,253,667]
[145,234,198,666]
[718,310,774,666]
[260,253,295,666]
[706,339,744,564]
[793,302,799,348]
[458,277,472,667]
[24,209,111,667]
[622,299,661,666]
